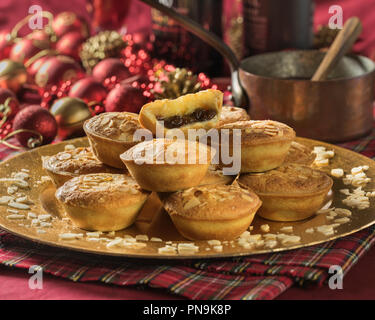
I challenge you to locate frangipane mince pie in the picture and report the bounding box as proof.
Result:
[164,184,261,240]
[84,112,143,169]
[138,89,223,136]
[120,138,213,192]
[219,120,295,173]
[42,147,119,187]
[55,173,149,231]
[238,164,333,221]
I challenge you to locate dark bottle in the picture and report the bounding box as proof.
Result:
[243,0,314,56]
[150,0,223,77]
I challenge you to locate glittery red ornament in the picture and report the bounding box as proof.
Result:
[69,77,107,104]
[52,12,89,38]
[9,38,50,64]
[0,88,19,119]
[35,55,83,88]
[56,32,85,60]
[92,58,130,83]
[105,83,148,113]
[13,105,57,147]
[0,31,13,60]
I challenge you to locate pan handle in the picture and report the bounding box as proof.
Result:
[139,0,248,107]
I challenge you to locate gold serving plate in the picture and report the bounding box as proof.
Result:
[0,137,375,259]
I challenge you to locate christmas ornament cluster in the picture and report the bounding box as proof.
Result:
[0,11,217,149]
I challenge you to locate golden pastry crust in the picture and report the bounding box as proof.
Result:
[218,106,250,126]
[56,173,147,208]
[84,112,140,141]
[42,147,117,187]
[84,112,143,168]
[120,138,213,192]
[56,173,149,231]
[283,141,316,166]
[139,89,223,136]
[198,165,235,186]
[218,120,295,173]
[164,184,261,240]
[239,164,332,196]
[238,164,333,221]
[221,120,295,146]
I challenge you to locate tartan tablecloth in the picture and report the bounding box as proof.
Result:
[1,128,375,300]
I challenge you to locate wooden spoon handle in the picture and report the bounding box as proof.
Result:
[311,17,362,81]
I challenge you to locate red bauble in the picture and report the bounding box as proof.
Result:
[56,32,85,60]
[105,83,148,113]
[27,55,50,80]
[9,38,49,64]
[0,88,19,119]
[35,55,83,88]
[27,30,51,43]
[69,77,107,103]
[0,31,13,60]
[52,12,89,38]
[13,105,57,147]
[92,58,130,83]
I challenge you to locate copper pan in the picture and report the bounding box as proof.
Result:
[140,0,375,142]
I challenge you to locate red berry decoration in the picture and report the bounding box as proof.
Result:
[56,32,85,60]
[9,38,49,64]
[13,105,58,147]
[105,83,148,113]
[92,58,130,83]
[35,55,83,88]
[52,12,89,38]
[69,77,107,104]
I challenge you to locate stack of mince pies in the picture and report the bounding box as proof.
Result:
[45,89,333,241]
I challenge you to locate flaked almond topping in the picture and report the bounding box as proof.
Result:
[183,197,201,210]
[57,153,72,161]
[240,194,254,202]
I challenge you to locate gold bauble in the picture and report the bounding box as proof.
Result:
[80,30,126,72]
[0,59,27,93]
[50,97,92,133]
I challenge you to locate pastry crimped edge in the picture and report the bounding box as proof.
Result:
[164,184,262,240]
[55,173,149,231]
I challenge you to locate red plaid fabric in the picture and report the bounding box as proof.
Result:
[0,128,375,300]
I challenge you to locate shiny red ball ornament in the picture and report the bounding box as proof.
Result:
[69,77,107,104]
[105,83,148,113]
[13,105,58,147]
[9,38,49,64]
[27,55,50,80]
[0,31,13,60]
[0,88,19,119]
[56,32,85,60]
[52,12,89,38]
[35,55,83,88]
[27,30,51,43]
[92,58,130,83]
